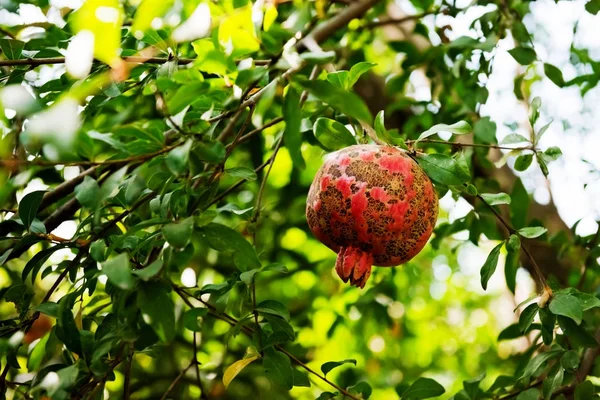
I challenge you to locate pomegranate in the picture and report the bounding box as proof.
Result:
[306,145,438,288]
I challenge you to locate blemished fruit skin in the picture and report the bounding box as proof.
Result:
[306,145,439,288]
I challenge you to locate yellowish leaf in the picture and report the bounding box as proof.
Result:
[223,347,260,389]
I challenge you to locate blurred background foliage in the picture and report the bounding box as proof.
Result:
[0,0,599,399]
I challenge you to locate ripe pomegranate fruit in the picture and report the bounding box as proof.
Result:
[306,145,438,288]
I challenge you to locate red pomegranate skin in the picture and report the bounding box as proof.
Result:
[306,145,438,288]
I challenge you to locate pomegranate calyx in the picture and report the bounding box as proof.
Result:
[335,246,373,289]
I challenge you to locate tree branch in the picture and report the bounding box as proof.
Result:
[362,11,436,29]
[0,56,272,68]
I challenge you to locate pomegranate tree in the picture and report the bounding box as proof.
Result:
[306,145,439,288]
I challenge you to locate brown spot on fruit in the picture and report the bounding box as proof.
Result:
[306,145,439,288]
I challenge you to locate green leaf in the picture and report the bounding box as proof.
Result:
[508,47,537,65]
[138,282,176,342]
[514,154,534,171]
[463,372,486,399]
[283,85,305,169]
[34,302,60,318]
[263,348,294,390]
[529,97,542,126]
[293,369,311,388]
[574,381,595,400]
[194,141,226,164]
[498,323,541,341]
[316,392,338,400]
[347,62,377,87]
[349,382,372,399]
[166,140,193,175]
[56,293,82,355]
[300,50,336,65]
[539,307,556,345]
[132,259,163,281]
[90,240,106,262]
[75,176,100,209]
[0,39,25,60]
[199,223,260,271]
[19,190,46,229]
[542,146,562,162]
[473,117,497,144]
[255,300,290,320]
[295,78,372,123]
[543,363,564,400]
[417,121,471,141]
[101,253,135,290]
[264,314,295,340]
[480,242,504,290]
[535,121,553,145]
[313,117,356,150]
[544,63,565,87]
[99,166,128,202]
[481,192,511,206]
[327,71,349,89]
[519,303,539,333]
[416,153,471,186]
[517,226,547,239]
[560,350,579,370]
[586,0,600,15]
[520,349,564,380]
[549,294,583,324]
[226,167,257,181]
[517,388,540,400]
[557,316,598,347]
[163,218,194,249]
[572,292,600,311]
[321,359,356,377]
[183,307,208,331]
[501,133,530,144]
[401,377,446,399]
[511,178,529,229]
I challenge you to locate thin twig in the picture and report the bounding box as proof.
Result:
[405,138,533,151]
[0,57,271,68]
[159,360,196,400]
[232,117,285,147]
[362,11,436,29]
[1,140,184,167]
[123,346,134,400]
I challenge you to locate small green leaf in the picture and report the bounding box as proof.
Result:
[90,240,107,262]
[226,167,257,181]
[586,0,600,14]
[557,317,598,347]
[163,218,194,249]
[416,153,471,186]
[263,348,293,390]
[544,63,565,87]
[401,377,446,399]
[529,97,542,126]
[183,307,208,331]
[517,226,547,239]
[417,121,471,141]
[520,350,564,380]
[34,302,60,318]
[0,39,25,60]
[19,190,46,229]
[574,381,594,400]
[316,392,338,400]
[313,117,356,150]
[560,350,579,370]
[347,62,377,87]
[572,292,600,311]
[514,154,533,171]
[519,303,539,333]
[501,133,530,144]
[326,71,349,89]
[199,223,260,271]
[349,382,372,399]
[194,140,226,164]
[293,369,311,388]
[132,259,163,281]
[101,253,135,290]
[166,140,193,175]
[542,146,562,162]
[75,176,100,209]
[517,388,540,400]
[543,363,564,400]
[480,242,504,290]
[507,234,521,251]
[256,300,290,320]
[549,294,583,325]
[535,120,553,145]
[295,78,372,123]
[138,282,175,342]
[539,307,556,345]
[283,85,305,169]
[300,50,336,65]
[321,359,356,377]
[508,47,537,65]
[481,192,511,206]
[473,117,497,144]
